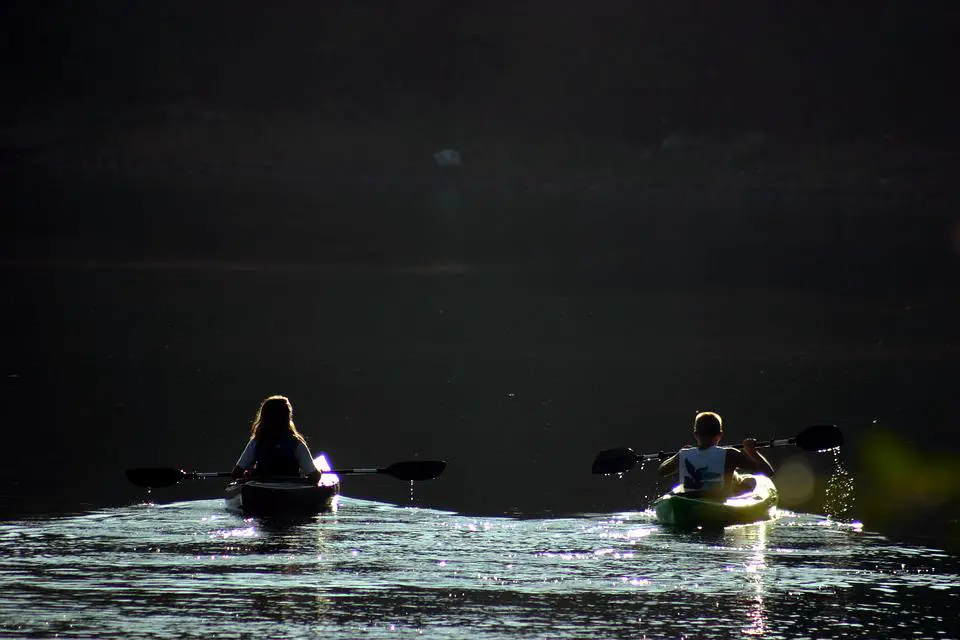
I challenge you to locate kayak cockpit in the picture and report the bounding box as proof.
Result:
[225,452,341,517]
[653,474,778,528]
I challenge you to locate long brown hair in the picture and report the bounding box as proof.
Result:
[250,395,308,445]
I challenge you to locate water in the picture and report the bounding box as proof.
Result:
[2,498,957,639]
[3,168,958,637]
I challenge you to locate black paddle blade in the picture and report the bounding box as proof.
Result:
[125,468,187,488]
[384,460,446,481]
[591,447,639,475]
[794,424,844,452]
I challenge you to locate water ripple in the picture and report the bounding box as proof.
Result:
[1,498,957,639]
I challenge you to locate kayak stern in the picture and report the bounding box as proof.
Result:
[653,474,778,529]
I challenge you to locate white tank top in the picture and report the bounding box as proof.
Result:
[679,446,727,491]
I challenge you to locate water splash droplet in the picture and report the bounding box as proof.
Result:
[824,448,856,522]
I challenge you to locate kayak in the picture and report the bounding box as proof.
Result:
[652,474,778,529]
[224,478,340,517]
[224,453,341,517]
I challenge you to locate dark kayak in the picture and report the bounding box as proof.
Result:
[224,478,340,516]
[224,453,341,517]
[652,474,778,529]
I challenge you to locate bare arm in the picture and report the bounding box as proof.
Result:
[233,440,256,479]
[658,452,679,477]
[294,441,323,484]
[737,438,775,476]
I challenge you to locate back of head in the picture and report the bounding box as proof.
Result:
[693,411,723,437]
[251,395,301,443]
[260,396,292,423]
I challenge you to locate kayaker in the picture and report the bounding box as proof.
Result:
[657,411,774,497]
[231,395,323,483]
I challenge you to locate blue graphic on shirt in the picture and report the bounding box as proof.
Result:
[684,458,723,490]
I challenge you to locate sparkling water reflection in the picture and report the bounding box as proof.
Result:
[1,499,957,639]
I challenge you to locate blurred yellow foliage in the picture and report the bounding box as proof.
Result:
[859,428,959,514]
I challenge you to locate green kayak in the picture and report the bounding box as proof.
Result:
[652,474,779,529]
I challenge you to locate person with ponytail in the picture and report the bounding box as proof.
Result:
[231,395,323,483]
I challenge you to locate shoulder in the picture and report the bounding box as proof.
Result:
[722,446,746,460]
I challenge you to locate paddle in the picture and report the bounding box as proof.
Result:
[327,460,447,482]
[591,423,844,476]
[126,459,447,489]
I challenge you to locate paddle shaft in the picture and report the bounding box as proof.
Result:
[643,432,819,462]
[756,437,796,448]
[127,459,446,488]
[591,424,842,476]
[190,472,233,480]
[632,438,791,463]
[181,467,422,480]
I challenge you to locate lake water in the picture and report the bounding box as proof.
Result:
[2,169,958,638]
[2,497,957,639]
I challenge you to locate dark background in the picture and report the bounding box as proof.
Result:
[2,1,958,546]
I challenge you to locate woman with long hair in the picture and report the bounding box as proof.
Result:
[231,395,322,483]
